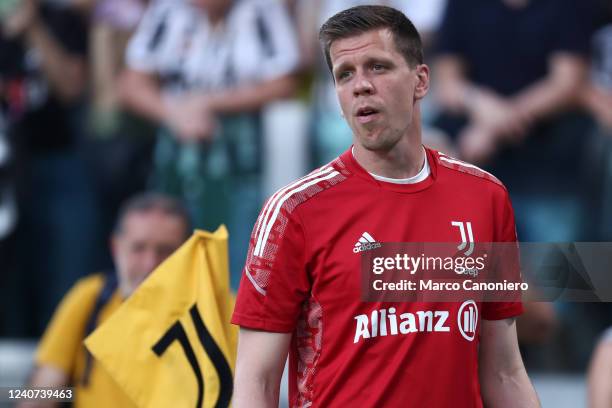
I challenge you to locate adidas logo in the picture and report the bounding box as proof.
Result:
[353,232,382,253]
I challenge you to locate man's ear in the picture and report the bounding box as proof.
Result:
[414,64,430,100]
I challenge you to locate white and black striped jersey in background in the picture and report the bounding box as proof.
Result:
[126,0,299,95]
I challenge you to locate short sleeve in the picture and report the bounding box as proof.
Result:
[434,0,467,56]
[395,0,447,34]
[232,199,310,333]
[125,0,171,73]
[40,3,88,57]
[482,187,523,320]
[35,275,103,373]
[551,0,592,57]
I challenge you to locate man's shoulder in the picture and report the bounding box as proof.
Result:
[66,273,108,302]
[261,159,352,218]
[34,274,111,371]
[429,149,508,195]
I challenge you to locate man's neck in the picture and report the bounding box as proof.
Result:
[352,138,426,180]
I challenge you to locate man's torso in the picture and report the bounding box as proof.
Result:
[233,147,521,407]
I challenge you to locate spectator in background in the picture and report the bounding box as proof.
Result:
[579,1,612,241]
[294,0,450,167]
[433,0,595,242]
[433,0,602,371]
[579,1,612,132]
[0,0,20,335]
[21,193,190,408]
[0,0,103,336]
[86,0,157,261]
[119,0,299,286]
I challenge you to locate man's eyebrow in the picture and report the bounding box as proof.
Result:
[332,61,352,77]
[333,55,395,72]
[364,55,394,65]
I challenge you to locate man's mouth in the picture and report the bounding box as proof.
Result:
[356,107,380,124]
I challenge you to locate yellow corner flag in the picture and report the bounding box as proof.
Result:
[85,226,236,408]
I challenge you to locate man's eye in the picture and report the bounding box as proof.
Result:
[373,64,385,71]
[337,71,352,81]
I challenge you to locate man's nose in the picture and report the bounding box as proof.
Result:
[353,74,374,97]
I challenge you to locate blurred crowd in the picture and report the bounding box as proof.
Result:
[0,0,611,374]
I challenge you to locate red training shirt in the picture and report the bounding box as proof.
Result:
[232,147,523,407]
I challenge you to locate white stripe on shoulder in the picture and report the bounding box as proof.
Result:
[255,170,340,256]
[253,167,334,248]
[245,267,266,296]
[254,167,334,256]
[438,154,496,179]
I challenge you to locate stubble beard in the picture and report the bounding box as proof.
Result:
[356,126,402,152]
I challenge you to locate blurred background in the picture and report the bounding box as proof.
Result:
[0,0,611,406]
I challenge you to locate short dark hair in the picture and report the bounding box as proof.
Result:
[319,5,423,73]
[114,192,192,237]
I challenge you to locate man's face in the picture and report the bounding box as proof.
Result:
[111,210,187,297]
[330,28,429,151]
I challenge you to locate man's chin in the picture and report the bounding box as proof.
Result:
[357,134,395,152]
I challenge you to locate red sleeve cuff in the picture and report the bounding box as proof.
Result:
[231,312,295,333]
[482,302,523,320]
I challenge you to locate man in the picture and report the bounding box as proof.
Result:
[294,0,449,166]
[22,193,190,407]
[433,0,602,371]
[231,6,540,407]
[0,0,99,337]
[433,0,594,241]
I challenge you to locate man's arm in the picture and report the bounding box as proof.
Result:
[119,69,297,141]
[433,55,471,114]
[118,69,168,124]
[16,366,69,408]
[436,52,586,135]
[2,0,87,102]
[588,336,612,408]
[434,52,586,163]
[433,55,529,162]
[479,318,540,408]
[28,365,68,389]
[510,53,586,125]
[580,84,612,130]
[119,69,297,117]
[434,56,528,137]
[233,328,292,408]
[25,16,87,102]
[206,74,298,114]
[16,276,104,407]
[118,69,217,142]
